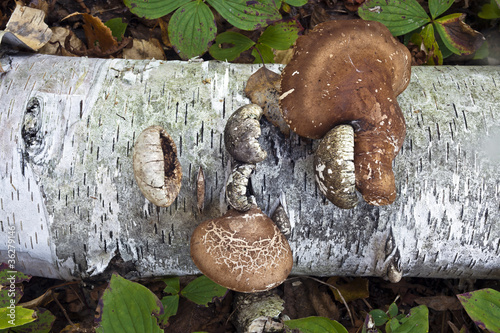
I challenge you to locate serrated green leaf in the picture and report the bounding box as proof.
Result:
[434,13,485,56]
[258,20,301,50]
[104,18,128,42]
[168,1,217,60]
[95,273,163,333]
[209,31,256,61]
[369,309,389,326]
[457,288,500,332]
[163,277,180,295]
[10,308,55,333]
[478,0,500,19]
[181,276,227,306]
[123,0,191,19]
[252,43,274,63]
[428,0,454,19]
[206,0,281,30]
[284,316,348,333]
[159,295,179,324]
[284,0,307,7]
[388,303,399,318]
[0,307,35,330]
[358,0,430,36]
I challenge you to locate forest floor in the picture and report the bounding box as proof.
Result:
[2,0,500,332]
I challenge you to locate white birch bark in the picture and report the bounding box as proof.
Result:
[0,54,499,280]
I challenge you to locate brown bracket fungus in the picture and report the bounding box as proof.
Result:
[132,125,182,207]
[280,20,411,206]
[190,206,293,293]
[224,104,267,164]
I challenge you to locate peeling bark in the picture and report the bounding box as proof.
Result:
[0,54,499,280]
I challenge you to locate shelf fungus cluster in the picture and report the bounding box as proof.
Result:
[191,104,293,293]
[132,125,182,207]
[280,19,411,208]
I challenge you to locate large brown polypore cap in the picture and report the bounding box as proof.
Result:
[280,20,411,205]
[190,207,293,293]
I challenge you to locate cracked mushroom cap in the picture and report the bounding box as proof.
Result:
[280,20,411,205]
[190,206,293,293]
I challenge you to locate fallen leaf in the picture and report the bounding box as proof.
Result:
[414,295,463,311]
[38,27,85,57]
[245,67,290,136]
[122,38,166,60]
[81,13,118,52]
[327,276,370,303]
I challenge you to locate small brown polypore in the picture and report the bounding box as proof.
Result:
[133,126,182,207]
[280,20,411,205]
[190,206,293,293]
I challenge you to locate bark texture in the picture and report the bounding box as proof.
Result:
[0,54,499,280]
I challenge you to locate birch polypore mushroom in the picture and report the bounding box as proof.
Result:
[280,19,411,205]
[224,104,267,164]
[190,206,293,293]
[132,125,182,207]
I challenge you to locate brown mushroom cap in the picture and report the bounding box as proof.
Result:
[190,207,293,293]
[280,20,411,205]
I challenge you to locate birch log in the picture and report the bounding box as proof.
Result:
[0,54,499,281]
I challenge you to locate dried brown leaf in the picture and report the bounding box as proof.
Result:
[122,38,165,60]
[80,13,117,52]
[414,295,463,311]
[38,27,85,57]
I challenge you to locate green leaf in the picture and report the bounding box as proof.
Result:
[206,0,281,30]
[433,13,485,56]
[258,20,301,50]
[251,43,274,63]
[163,277,180,295]
[428,0,454,19]
[0,307,35,330]
[0,265,31,285]
[392,305,428,333]
[457,288,500,332]
[478,0,500,19]
[284,0,307,7]
[369,309,389,326]
[386,317,401,333]
[209,31,256,61]
[159,295,179,324]
[181,276,227,306]
[358,0,430,36]
[168,1,217,60]
[388,303,399,318]
[284,316,348,333]
[10,308,55,333]
[123,0,191,19]
[0,287,23,308]
[95,273,163,333]
[419,24,443,65]
[104,18,128,42]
